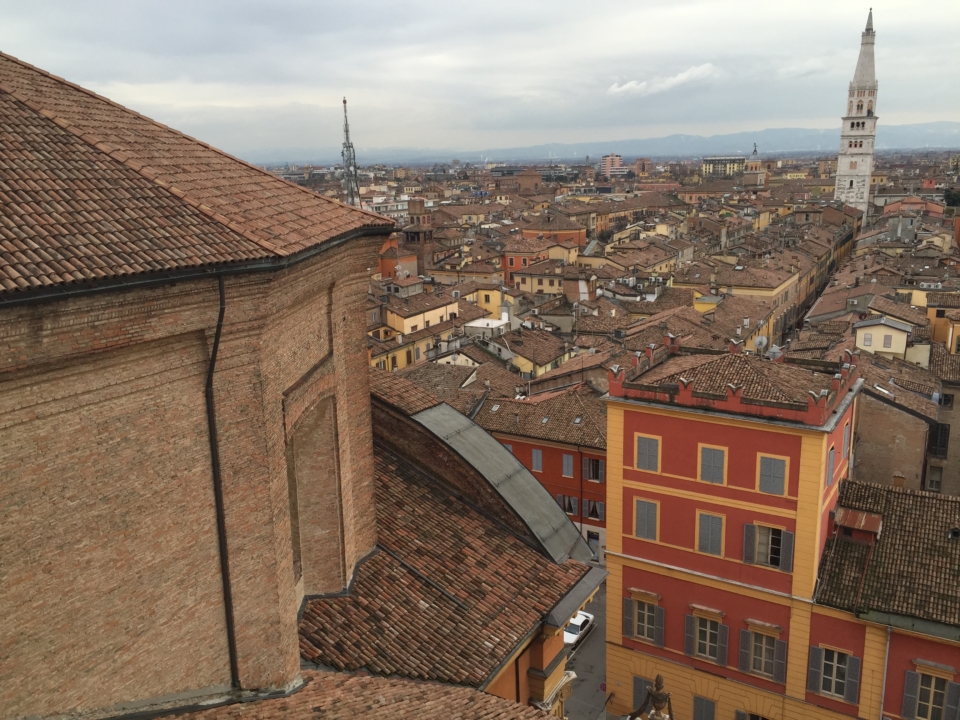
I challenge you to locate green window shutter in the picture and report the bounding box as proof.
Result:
[759,456,786,495]
[844,655,861,705]
[807,646,823,693]
[622,597,635,637]
[902,671,920,720]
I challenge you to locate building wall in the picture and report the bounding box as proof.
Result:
[852,394,929,489]
[0,236,381,718]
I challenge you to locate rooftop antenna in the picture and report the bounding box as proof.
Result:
[341,97,361,207]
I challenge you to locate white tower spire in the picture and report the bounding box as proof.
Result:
[834,9,878,218]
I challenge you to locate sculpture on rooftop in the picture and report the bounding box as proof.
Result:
[629,674,674,720]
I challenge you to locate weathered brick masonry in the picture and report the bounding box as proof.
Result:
[0,235,383,717]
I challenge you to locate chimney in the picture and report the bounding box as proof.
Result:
[397,333,403,344]
[729,339,743,354]
[743,317,750,329]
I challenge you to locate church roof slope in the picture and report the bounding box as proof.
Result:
[0,52,392,299]
[298,446,590,687]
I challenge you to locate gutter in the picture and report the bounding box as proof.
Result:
[205,275,240,689]
[855,610,960,643]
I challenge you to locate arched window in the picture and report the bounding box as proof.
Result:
[848,102,853,115]
[851,122,855,130]
[857,101,864,113]
[849,180,854,188]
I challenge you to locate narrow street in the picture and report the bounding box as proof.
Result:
[565,582,613,720]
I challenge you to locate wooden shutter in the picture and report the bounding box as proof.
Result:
[902,671,920,720]
[844,655,861,705]
[739,629,751,673]
[684,614,696,656]
[654,606,665,647]
[556,494,564,507]
[735,712,747,720]
[717,623,729,666]
[780,531,795,573]
[597,502,605,521]
[633,676,652,713]
[773,639,788,684]
[945,682,960,720]
[598,460,605,482]
[571,497,578,516]
[743,524,756,564]
[698,513,711,553]
[583,457,589,479]
[759,456,785,494]
[582,500,590,518]
[648,502,657,540]
[807,646,823,693]
[622,598,635,637]
[693,697,715,720]
[635,501,645,538]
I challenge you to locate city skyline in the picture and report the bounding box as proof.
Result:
[0,1,957,161]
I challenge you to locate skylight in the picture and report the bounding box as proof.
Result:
[492,404,500,412]
[541,417,549,424]
[573,416,582,425]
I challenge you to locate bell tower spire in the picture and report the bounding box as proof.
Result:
[834,9,878,218]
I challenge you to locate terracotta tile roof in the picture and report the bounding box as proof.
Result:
[299,447,589,686]
[368,368,440,415]
[168,671,549,719]
[0,53,392,296]
[398,363,487,415]
[925,291,960,309]
[618,287,694,316]
[634,352,835,407]
[816,481,960,626]
[385,291,460,318]
[474,383,606,450]
[930,342,960,383]
[490,329,568,367]
[867,295,929,326]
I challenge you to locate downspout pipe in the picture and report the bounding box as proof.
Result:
[879,625,891,720]
[205,275,240,689]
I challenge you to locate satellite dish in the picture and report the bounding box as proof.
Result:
[754,336,769,351]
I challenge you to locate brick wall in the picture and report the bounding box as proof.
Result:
[0,234,382,718]
[852,393,928,489]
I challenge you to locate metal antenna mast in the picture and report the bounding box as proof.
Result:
[341,97,361,207]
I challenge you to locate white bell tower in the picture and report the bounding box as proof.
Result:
[834,9,877,218]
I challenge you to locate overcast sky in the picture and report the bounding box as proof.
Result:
[1,1,956,160]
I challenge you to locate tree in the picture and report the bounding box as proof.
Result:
[944,187,960,207]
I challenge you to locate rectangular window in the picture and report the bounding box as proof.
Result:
[843,424,850,459]
[484,294,491,303]
[562,454,573,477]
[693,697,716,720]
[930,424,950,459]
[752,633,776,677]
[759,456,786,495]
[636,436,659,472]
[537,278,543,286]
[405,349,413,365]
[522,257,528,266]
[556,494,578,516]
[584,458,605,482]
[863,332,872,346]
[635,601,657,641]
[916,673,947,720]
[757,526,782,568]
[508,257,515,267]
[584,500,605,521]
[927,466,943,493]
[821,649,849,698]
[415,346,421,361]
[532,448,543,472]
[698,513,723,556]
[827,447,836,485]
[697,617,720,660]
[883,334,893,349]
[700,446,725,484]
[634,499,657,540]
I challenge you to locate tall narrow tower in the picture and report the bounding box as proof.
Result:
[341,97,361,207]
[834,9,878,218]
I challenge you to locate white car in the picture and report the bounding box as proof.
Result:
[563,610,595,647]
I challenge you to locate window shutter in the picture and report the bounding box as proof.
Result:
[633,676,652,712]
[773,639,788,684]
[571,497,578,516]
[902,671,920,720]
[599,460,605,482]
[635,501,645,538]
[945,682,960,720]
[743,524,756,564]
[597,502,605,521]
[693,697,715,720]
[622,598,635,637]
[717,623,729,666]
[735,712,747,720]
[738,629,751,673]
[693,697,703,720]
[780,531,795,573]
[583,457,589,479]
[844,655,861,705]
[684,614,696,656]
[582,500,590,518]
[654,606,665,647]
[943,683,960,720]
[699,513,711,554]
[807,646,823,693]
[648,502,658,539]
[556,494,563,506]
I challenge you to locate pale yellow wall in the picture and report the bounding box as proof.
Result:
[385,301,459,334]
[855,326,908,358]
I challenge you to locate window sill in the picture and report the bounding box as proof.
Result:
[586,478,603,484]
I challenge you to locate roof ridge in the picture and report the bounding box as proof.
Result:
[0,52,390,253]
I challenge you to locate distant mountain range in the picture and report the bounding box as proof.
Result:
[247,121,960,166]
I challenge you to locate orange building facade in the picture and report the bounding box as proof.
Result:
[603,346,960,720]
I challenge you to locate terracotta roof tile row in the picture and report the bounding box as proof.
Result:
[166,671,548,719]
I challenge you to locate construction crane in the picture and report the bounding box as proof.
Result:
[341,97,361,207]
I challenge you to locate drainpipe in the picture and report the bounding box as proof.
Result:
[205,275,241,689]
[879,625,891,720]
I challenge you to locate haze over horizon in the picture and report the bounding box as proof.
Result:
[1,0,957,162]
